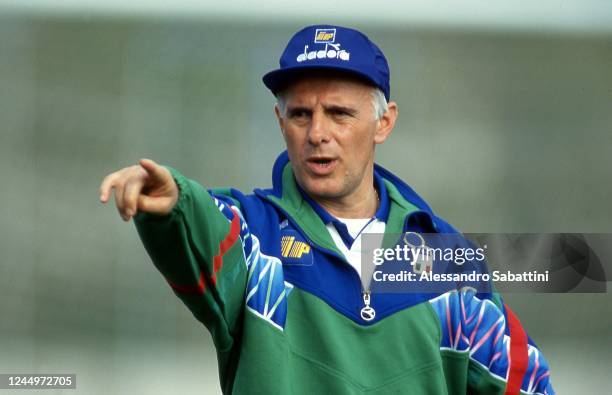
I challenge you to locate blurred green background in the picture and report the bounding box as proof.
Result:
[1,3,611,394]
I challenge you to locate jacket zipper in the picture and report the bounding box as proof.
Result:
[263,196,376,323]
[360,290,375,322]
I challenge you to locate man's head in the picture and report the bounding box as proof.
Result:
[273,71,397,201]
[263,25,398,204]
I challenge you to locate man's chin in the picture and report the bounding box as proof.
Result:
[300,179,343,200]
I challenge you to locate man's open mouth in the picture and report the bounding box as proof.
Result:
[306,157,337,175]
[310,158,333,165]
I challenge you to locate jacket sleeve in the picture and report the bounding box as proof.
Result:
[133,166,249,353]
[430,216,555,394]
[430,290,555,395]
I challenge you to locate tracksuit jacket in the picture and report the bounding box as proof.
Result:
[134,151,554,395]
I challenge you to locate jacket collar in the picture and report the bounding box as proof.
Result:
[298,173,388,250]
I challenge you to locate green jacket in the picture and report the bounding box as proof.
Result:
[134,152,554,394]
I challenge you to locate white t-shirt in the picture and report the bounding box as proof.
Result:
[326,218,385,283]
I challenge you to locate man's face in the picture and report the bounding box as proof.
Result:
[275,75,396,201]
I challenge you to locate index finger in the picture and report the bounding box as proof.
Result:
[139,158,167,181]
[99,172,119,203]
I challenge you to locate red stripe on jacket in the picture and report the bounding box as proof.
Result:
[167,207,241,293]
[211,208,241,285]
[503,304,529,395]
[167,272,207,294]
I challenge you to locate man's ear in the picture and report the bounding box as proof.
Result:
[374,101,398,145]
[274,104,287,140]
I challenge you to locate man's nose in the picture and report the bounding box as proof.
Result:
[308,111,331,145]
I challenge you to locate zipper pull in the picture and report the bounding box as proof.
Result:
[360,291,376,322]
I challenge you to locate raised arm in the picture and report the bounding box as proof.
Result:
[99,159,250,389]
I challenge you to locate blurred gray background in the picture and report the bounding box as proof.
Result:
[1,1,611,394]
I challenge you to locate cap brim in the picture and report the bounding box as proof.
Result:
[262,64,379,96]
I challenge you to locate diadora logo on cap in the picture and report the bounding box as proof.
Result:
[281,236,311,259]
[296,28,350,63]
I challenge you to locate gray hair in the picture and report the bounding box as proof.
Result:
[370,88,388,120]
[276,87,388,121]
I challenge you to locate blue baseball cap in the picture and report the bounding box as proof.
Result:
[262,24,391,101]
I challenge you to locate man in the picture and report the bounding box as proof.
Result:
[99,25,554,394]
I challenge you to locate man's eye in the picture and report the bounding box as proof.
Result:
[331,109,350,117]
[290,110,308,119]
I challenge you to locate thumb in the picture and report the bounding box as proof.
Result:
[137,194,177,215]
